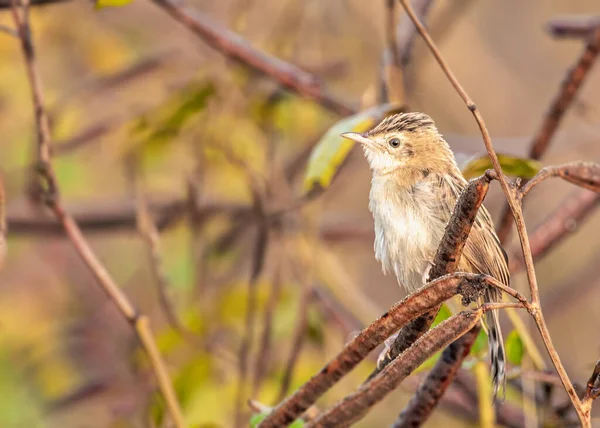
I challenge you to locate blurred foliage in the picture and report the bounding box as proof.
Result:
[505,329,525,367]
[461,153,542,180]
[95,0,134,9]
[303,103,404,193]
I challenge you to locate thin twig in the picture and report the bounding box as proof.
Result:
[496,27,600,241]
[277,250,313,402]
[150,0,355,116]
[252,234,284,396]
[10,2,184,426]
[234,196,270,428]
[519,161,600,197]
[547,16,600,39]
[398,0,589,424]
[509,188,600,272]
[134,172,200,342]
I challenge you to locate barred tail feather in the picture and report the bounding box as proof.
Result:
[485,287,506,400]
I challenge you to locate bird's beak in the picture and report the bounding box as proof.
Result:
[340,132,376,148]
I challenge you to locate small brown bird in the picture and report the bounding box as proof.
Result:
[342,112,508,396]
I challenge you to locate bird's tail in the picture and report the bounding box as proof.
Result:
[485,286,506,400]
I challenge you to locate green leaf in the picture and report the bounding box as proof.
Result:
[505,329,525,367]
[470,328,488,357]
[250,412,304,428]
[131,81,216,160]
[461,153,542,180]
[95,0,134,9]
[413,304,452,373]
[431,303,452,328]
[303,104,404,193]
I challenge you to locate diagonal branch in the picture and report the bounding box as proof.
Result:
[257,271,522,427]
[510,188,600,272]
[393,326,480,427]
[496,27,600,241]
[10,2,184,426]
[150,0,355,116]
[307,306,519,427]
[398,1,595,425]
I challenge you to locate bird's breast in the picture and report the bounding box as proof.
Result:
[369,178,447,291]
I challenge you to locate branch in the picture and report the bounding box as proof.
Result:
[306,308,489,427]
[509,188,600,272]
[393,326,480,427]
[10,2,184,426]
[134,179,200,342]
[398,0,590,424]
[497,27,600,241]
[0,0,69,7]
[6,197,243,234]
[258,272,521,427]
[150,0,355,116]
[547,16,600,39]
[368,171,493,379]
[520,161,600,197]
[235,196,270,427]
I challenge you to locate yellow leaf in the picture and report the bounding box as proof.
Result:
[303,104,404,193]
[461,153,542,180]
[95,0,134,9]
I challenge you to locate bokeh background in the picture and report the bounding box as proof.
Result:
[0,0,599,427]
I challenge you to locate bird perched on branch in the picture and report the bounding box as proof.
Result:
[342,112,508,397]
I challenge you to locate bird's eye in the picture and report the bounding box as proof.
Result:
[388,138,401,148]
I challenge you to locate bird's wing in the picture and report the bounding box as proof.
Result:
[440,173,510,286]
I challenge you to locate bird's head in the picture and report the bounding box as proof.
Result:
[342,112,455,178]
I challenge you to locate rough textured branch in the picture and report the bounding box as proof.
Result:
[398,0,588,424]
[307,309,484,427]
[392,326,480,427]
[151,0,355,115]
[257,273,488,428]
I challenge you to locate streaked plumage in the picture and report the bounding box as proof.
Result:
[342,112,508,397]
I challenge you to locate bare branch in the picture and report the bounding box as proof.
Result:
[0,0,69,7]
[547,16,600,39]
[398,0,589,424]
[235,196,270,427]
[10,2,184,426]
[509,188,600,272]
[307,309,486,427]
[520,161,600,197]
[150,0,355,116]
[277,256,312,402]
[497,27,600,240]
[134,176,200,342]
[7,197,243,234]
[393,327,480,427]
[258,272,509,427]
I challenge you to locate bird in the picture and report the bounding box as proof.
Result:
[341,111,508,397]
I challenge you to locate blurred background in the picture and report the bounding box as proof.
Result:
[0,0,599,427]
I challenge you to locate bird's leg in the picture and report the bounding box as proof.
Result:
[377,331,399,369]
[422,261,434,285]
